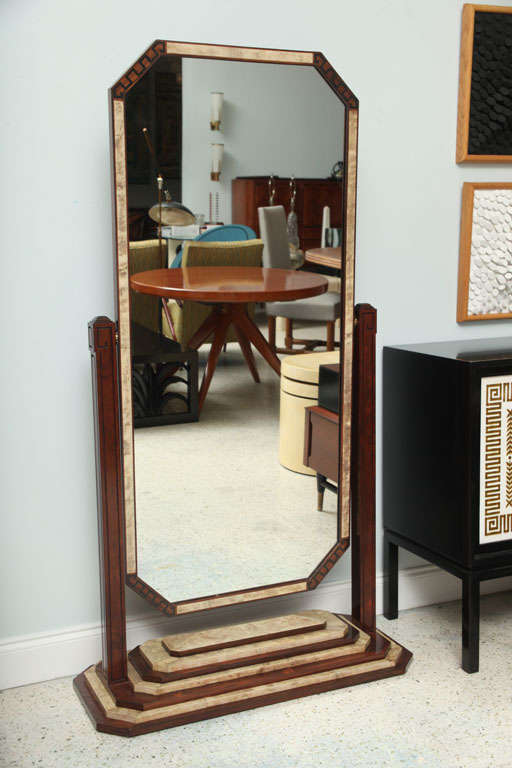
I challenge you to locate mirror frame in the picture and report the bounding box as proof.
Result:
[110,40,359,616]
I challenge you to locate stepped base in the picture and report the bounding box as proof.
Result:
[74,611,411,736]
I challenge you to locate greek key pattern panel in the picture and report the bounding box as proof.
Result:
[480,375,512,544]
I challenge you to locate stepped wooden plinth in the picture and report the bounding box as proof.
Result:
[74,611,411,736]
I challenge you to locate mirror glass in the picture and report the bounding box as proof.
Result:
[124,53,345,605]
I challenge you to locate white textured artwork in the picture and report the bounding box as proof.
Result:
[467,189,512,317]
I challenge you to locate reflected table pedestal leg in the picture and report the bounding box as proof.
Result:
[186,303,281,412]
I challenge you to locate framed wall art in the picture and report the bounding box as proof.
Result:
[457,182,512,322]
[456,4,512,163]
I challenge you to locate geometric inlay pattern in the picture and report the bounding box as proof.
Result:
[480,375,512,544]
[113,41,165,99]
[313,53,358,108]
[308,541,349,589]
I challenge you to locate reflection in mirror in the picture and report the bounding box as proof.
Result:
[126,53,345,606]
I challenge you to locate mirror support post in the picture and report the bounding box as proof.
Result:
[351,304,377,632]
[88,316,128,686]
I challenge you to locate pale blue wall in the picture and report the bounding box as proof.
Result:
[181,58,344,223]
[1,0,512,641]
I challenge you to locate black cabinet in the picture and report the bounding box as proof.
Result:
[383,337,512,672]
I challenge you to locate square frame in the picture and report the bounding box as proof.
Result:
[456,4,512,163]
[457,182,512,322]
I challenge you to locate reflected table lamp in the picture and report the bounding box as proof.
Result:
[149,175,196,266]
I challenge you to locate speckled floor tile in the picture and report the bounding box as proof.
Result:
[2,592,512,768]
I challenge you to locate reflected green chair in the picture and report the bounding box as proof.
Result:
[128,239,166,341]
[162,239,264,350]
[128,239,199,426]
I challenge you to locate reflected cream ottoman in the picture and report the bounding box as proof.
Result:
[279,351,339,475]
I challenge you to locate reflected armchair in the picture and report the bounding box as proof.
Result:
[170,224,257,268]
[162,239,264,350]
[128,239,167,345]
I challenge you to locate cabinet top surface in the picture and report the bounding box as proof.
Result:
[233,176,341,182]
[385,336,512,362]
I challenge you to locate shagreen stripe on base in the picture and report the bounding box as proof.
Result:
[83,633,402,725]
[162,612,327,655]
[113,98,136,574]
[141,611,349,674]
[128,626,368,696]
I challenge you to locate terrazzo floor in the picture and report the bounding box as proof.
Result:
[2,592,512,768]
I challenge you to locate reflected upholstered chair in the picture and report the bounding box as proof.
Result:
[128,239,167,350]
[162,239,264,350]
[258,206,340,353]
[128,239,199,426]
[170,224,257,267]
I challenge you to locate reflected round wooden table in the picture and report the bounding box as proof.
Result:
[304,247,342,271]
[130,267,328,411]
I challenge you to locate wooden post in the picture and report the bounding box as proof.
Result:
[88,316,128,685]
[351,304,377,632]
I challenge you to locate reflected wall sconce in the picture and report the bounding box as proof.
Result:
[210,143,224,181]
[210,91,224,130]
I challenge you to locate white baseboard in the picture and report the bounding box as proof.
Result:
[1,565,511,690]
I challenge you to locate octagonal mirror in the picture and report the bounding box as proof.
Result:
[110,41,358,615]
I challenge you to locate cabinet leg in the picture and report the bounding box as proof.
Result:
[462,574,479,673]
[383,532,398,620]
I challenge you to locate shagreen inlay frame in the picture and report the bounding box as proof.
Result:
[457,182,512,322]
[110,40,359,616]
[456,4,512,163]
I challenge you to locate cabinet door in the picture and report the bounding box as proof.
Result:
[254,179,290,210]
[479,374,512,544]
[302,183,342,227]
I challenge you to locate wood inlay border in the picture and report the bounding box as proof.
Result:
[313,53,358,109]
[110,40,359,615]
[113,41,165,99]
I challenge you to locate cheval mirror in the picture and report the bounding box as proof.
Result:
[74,40,411,736]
